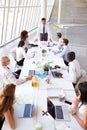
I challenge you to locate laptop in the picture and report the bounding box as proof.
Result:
[47,99,70,121]
[18,104,34,118]
[51,70,63,78]
[28,70,35,76]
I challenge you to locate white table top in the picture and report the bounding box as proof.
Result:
[2,46,83,130]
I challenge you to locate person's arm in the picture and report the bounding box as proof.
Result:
[26,50,35,59]
[68,63,77,83]
[4,109,16,129]
[58,46,67,57]
[73,106,87,129]
[5,69,32,85]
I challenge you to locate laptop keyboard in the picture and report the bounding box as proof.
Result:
[62,105,70,121]
[55,106,64,119]
[24,104,32,117]
[51,71,58,78]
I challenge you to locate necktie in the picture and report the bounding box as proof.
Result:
[43,25,45,34]
[7,66,10,69]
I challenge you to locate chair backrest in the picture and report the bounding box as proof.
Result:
[81,69,86,77]
[75,74,87,95]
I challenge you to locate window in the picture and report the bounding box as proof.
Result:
[0,0,55,46]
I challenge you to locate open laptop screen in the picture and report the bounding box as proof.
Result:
[47,98,55,119]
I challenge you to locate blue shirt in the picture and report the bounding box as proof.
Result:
[56,45,70,62]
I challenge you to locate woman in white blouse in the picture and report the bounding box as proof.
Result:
[11,41,35,66]
[69,82,87,130]
[16,41,26,66]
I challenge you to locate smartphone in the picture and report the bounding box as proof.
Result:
[64,100,72,105]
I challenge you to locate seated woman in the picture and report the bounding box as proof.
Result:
[69,81,87,130]
[11,41,35,67]
[16,41,26,66]
[0,84,16,129]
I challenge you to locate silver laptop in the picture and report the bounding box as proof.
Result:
[47,99,70,121]
[18,104,34,118]
[55,105,70,121]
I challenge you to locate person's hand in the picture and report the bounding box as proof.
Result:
[26,76,33,81]
[69,107,77,115]
[55,65,61,69]
[73,96,80,108]
[55,72,63,77]
[34,39,38,42]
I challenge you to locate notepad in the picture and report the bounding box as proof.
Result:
[37,73,46,79]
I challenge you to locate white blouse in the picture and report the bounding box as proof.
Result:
[11,46,34,62]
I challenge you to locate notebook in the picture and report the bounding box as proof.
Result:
[18,104,34,118]
[47,99,70,121]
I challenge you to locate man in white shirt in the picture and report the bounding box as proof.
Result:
[55,52,81,86]
[53,38,70,66]
[0,56,32,85]
[35,18,52,42]
[67,52,81,86]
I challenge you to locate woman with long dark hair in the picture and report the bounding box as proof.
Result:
[0,84,16,129]
[69,81,87,129]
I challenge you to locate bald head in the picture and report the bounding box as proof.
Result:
[0,56,10,66]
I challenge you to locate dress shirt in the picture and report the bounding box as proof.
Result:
[37,23,51,40]
[15,47,26,62]
[11,46,33,62]
[56,45,70,62]
[68,59,81,84]
[0,66,26,85]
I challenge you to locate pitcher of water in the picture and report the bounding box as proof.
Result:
[32,76,39,88]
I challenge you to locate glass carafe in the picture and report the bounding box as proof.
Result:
[32,76,39,88]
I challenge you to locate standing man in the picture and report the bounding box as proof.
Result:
[35,18,52,42]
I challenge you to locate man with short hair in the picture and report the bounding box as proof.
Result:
[67,52,81,86]
[53,38,70,66]
[55,52,81,86]
[35,18,52,42]
[0,56,32,85]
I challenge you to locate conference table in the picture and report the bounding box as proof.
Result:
[2,45,83,130]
